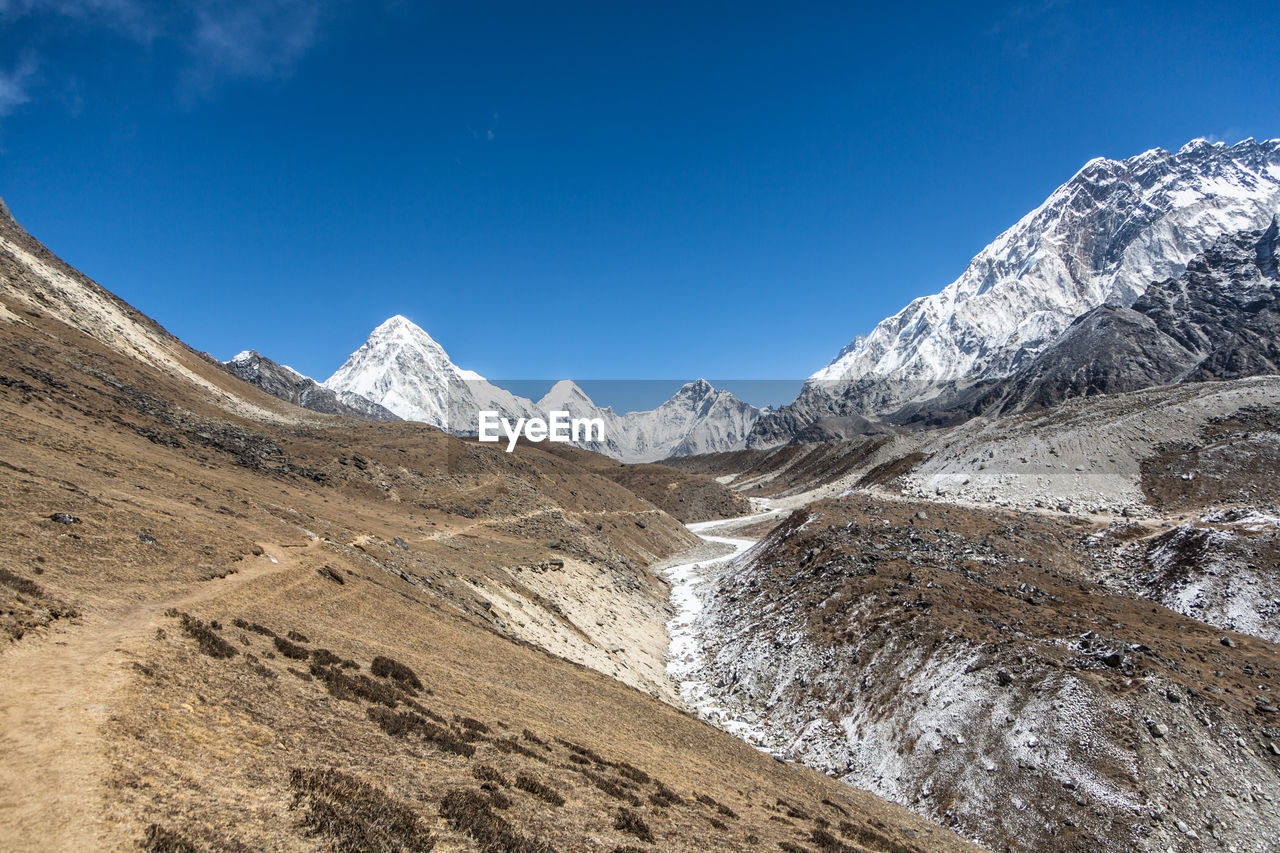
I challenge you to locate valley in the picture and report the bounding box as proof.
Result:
[2,134,1279,853]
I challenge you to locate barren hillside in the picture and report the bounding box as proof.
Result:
[0,200,974,852]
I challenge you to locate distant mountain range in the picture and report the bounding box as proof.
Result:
[230,315,760,463]
[228,138,1280,458]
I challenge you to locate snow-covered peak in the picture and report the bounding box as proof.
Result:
[324,314,522,429]
[809,138,1280,411]
[537,379,598,410]
[230,349,256,364]
[322,315,761,459]
[371,313,426,338]
[672,378,715,400]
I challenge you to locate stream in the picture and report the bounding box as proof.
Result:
[662,499,784,751]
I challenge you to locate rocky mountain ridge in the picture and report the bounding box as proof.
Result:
[752,138,1280,445]
[224,350,400,422]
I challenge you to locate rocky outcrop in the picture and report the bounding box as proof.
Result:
[976,218,1279,413]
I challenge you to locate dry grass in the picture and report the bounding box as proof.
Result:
[0,223,976,853]
[290,767,436,851]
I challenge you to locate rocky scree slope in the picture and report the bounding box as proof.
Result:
[685,497,1280,852]
[752,138,1280,445]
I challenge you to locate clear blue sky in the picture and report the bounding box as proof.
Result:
[2,2,1278,396]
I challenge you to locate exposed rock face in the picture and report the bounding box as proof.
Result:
[975,217,1280,414]
[225,350,400,422]
[753,139,1280,445]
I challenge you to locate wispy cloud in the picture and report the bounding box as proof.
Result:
[0,0,157,39]
[986,0,1074,60]
[0,55,37,117]
[0,0,336,120]
[187,0,325,83]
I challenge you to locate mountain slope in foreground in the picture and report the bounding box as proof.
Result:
[668,376,1280,852]
[0,197,971,851]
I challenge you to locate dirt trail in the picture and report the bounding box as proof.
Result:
[0,543,303,853]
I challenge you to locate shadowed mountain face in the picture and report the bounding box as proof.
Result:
[976,218,1280,415]
[224,349,401,422]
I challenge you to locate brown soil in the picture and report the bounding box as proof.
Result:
[0,205,974,851]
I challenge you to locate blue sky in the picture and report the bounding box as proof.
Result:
[1,1,1278,405]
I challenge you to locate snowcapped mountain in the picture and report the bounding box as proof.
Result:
[535,378,761,462]
[324,315,535,433]
[975,216,1280,414]
[751,137,1280,445]
[323,316,760,462]
[225,350,400,422]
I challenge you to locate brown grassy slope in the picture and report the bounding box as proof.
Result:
[0,203,977,851]
[537,444,755,523]
[661,438,907,498]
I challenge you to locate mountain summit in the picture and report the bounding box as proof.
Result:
[752,138,1280,444]
[323,316,760,461]
[324,315,534,432]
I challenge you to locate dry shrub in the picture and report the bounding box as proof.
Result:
[513,773,564,807]
[822,799,850,817]
[612,762,650,785]
[837,821,910,853]
[141,824,199,852]
[491,737,548,763]
[557,739,609,765]
[232,618,276,637]
[370,655,423,691]
[695,792,736,818]
[311,663,400,707]
[179,614,237,659]
[473,765,509,786]
[404,697,448,723]
[457,716,490,734]
[273,636,309,660]
[366,707,475,758]
[576,768,638,805]
[649,783,682,808]
[484,786,513,809]
[310,648,342,667]
[810,827,860,853]
[0,567,42,597]
[438,788,556,853]
[289,767,435,851]
[612,808,653,843]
